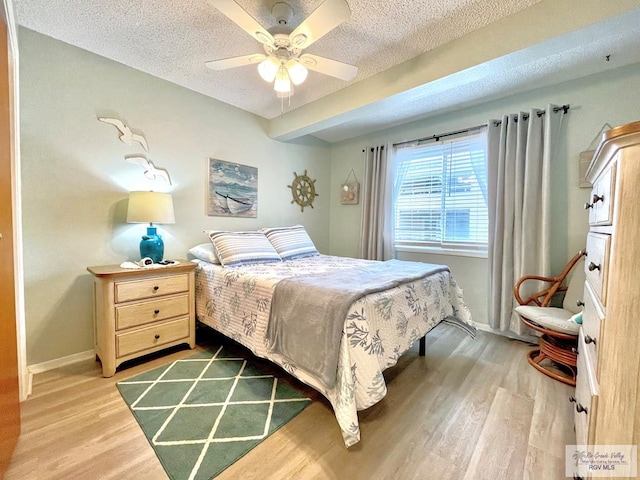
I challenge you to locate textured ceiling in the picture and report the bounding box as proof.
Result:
[14,1,539,113]
[13,0,640,143]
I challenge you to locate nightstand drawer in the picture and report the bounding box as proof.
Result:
[116,317,190,358]
[115,273,189,303]
[116,294,190,330]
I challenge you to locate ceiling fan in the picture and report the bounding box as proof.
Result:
[205,0,358,97]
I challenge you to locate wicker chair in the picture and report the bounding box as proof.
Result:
[513,250,586,386]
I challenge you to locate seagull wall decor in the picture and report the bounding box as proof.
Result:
[98,116,149,151]
[126,154,172,185]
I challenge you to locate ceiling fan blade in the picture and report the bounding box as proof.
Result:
[288,0,351,50]
[205,54,266,71]
[209,0,275,46]
[299,54,357,81]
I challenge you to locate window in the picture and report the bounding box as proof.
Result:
[393,128,488,254]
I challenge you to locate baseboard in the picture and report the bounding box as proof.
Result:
[474,322,538,344]
[28,349,95,376]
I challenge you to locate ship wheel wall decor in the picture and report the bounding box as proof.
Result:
[288,170,318,212]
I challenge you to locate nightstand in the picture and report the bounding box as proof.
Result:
[87,261,196,377]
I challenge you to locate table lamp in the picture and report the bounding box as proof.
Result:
[126,191,175,263]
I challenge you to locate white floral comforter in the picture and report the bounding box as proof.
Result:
[194,255,474,447]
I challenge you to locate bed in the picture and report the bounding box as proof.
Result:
[192,227,475,447]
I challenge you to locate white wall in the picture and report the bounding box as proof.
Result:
[19,28,332,365]
[329,62,640,326]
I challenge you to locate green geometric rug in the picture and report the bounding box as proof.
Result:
[117,344,311,480]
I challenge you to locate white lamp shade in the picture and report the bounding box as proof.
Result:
[258,57,280,83]
[286,59,308,85]
[274,65,291,93]
[126,191,175,224]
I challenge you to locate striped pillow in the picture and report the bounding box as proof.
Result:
[261,225,319,260]
[205,231,282,267]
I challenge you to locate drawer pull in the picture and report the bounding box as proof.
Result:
[588,261,601,272]
[569,396,576,403]
[154,309,160,314]
[154,334,160,340]
[592,194,604,204]
[575,403,588,415]
[153,286,160,291]
[584,335,597,346]
[576,300,585,307]
[584,202,593,210]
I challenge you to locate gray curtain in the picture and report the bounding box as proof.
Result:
[487,104,565,334]
[359,145,394,260]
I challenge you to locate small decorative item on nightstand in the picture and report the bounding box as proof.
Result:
[126,191,175,263]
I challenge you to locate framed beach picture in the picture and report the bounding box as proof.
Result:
[207,158,258,217]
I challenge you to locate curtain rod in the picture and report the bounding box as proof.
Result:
[390,104,570,148]
[362,146,385,152]
[493,104,570,126]
[392,124,487,148]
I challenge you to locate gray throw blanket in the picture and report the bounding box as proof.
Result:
[267,259,449,390]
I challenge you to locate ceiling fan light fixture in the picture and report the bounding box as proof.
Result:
[274,64,291,93]
[208,0,358,105]
[258,57,279,82]
[286,59,308,85]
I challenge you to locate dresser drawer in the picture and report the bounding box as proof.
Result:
[115,273,190,303]
[115,294,190,330]
[588,162,616,226]
[585,233,610,306]
[574,329,599,446]
[581,282,603,373]
[116,316,190,358]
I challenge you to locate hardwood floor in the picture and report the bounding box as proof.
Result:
[5,325,575,480]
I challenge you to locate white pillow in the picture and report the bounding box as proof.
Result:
[261,225,319,260]
[205,230,282,267]
[188,243,220,264]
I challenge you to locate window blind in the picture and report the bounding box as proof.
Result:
[394,129,488,251]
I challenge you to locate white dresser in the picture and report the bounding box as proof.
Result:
[572,121,640,478]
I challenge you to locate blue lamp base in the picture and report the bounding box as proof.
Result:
[140,226,164,263]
